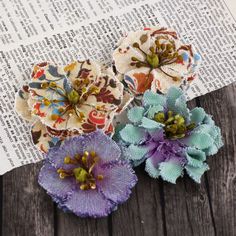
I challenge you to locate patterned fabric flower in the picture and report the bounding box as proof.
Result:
[15,61,132,152]
[38,130,137,218]
[118,87,223,183]
[112,27,201,94]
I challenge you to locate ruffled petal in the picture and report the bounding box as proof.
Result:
[146,105,164,119]
[124,68,155,94]
[185,163,209,183]
[97,160,137,204]
[80,130,121,163]
[143,90,166,107]
[64,188,115,218]
[181,131,214,150]
[127,106,145,123]
[139,117,164,129]
[145,158,160,178]
[125,144,149,161]
[120,124,146,144]
[15,85,34,121]
[159,161,183,184]
[31,120,80,153]
[166,87,190,119]
[185,147,206,167]
[38,162,75,199]
[190,107,206,124]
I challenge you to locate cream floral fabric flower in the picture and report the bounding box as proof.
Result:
[112,27,201,94]
[15,61,132,152]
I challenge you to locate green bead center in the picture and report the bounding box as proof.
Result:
[57,151,104,190]
[154,111,195,139]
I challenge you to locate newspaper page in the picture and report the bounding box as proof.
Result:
[0,0,235,174]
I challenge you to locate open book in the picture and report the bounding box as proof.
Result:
[0,0,235,174]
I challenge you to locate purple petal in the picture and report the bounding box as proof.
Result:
[64,188,115,218]
[47,136,85,170]
[38,162,75,199]
[97,160,137,204]
[81,130,121,163]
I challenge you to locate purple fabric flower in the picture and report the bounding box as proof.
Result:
[38,130,137,218]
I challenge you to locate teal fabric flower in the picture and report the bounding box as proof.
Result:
[118,87,223,184]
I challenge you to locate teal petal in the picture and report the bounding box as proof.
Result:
[204,144,219,156]
[166,87,189,119]
[185,147,206,167]
[203,114,215,125]
[127,107,145,123]
[139,117,164,129]
[194,124,217,138]
[113,124,125,142]
[159,161,183,184]
[145,158,160,178]
[183,132,214,150]
[190,107,206,124]
[120,124,145,144]
[143,90,166,106]
[185,163,209,183]
[126,144,149,161]
[146,105,164,119]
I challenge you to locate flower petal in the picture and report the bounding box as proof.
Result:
[159,161,183,184]
[190,107,206,124]
[15,85,34,121]
[120,124,146,144]
[185,163,209,183]
[146,105,164,119]
[125,144,149,161]
[64,188,115,218]
[140,117,164,129]
[81,130,121,163]
[185,147,206,167]
[143,90,166,107]
[38,162,75,199]
[97,161,137,204]
[182,132,214,150]
[127,106,145,123]
[145,158,160,178]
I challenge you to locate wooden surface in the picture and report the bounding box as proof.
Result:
[0,85,235,236]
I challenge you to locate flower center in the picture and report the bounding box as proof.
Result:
[153,111,195,139]
[41,81,100,122]
[131,36,183,81]
[57,151,104,190]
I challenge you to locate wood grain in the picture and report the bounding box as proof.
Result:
[1,85,235,236]
[198,85,236,236]
[1,163,54,236]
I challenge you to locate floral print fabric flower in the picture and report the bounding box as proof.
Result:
[118,87,223,183]
[112,27,201,95]
[38,130,137,218]
[15,61,132,152]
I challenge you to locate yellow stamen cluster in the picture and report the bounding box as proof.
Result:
[57,151,104,191]
[131,35,183,81]
[154,111,195,139]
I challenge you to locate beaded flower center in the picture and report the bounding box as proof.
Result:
[41,80,100,122]
[57,151,103,190]
[154,110,195,139]
[131,36,183,81]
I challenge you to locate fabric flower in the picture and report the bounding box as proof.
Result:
[112,27,201,94]
[15,61,132,152]
[38,130,137,218]
[118,87,223,183]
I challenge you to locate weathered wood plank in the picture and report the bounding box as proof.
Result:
[111,167,164,236]
[162,99,216,236]
[198,85,236,236]
[2,162,54,236]
[57,210,109,236]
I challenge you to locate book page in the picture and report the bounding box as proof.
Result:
[0,0,235,174]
